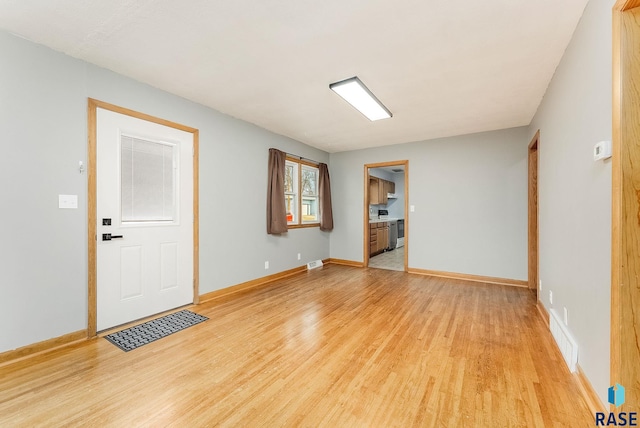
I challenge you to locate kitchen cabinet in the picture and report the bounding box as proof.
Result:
[369,178,381,205]
[384,180,395,195]
[369,177,393,205]
[378,181,387,205]
[377,226,388,253]
[369,221,389,256]
[369,222,377,255]
[369,225,377,255]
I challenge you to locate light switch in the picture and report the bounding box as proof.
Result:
[410,205,415,212]
[59,194,78,209]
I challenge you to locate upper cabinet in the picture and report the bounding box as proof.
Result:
[369,176,395,205]
[369,177,380,204]
[384,180,395,195]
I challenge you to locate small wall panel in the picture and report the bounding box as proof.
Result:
[120,246,143,300]
[160,242,178,291]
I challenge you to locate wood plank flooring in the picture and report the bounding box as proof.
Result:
[0,265,594,427]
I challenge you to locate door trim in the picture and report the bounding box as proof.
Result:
[611,0,640,409]
[363,160,409,271]
[87,99,200,337]
[528,130,539,294]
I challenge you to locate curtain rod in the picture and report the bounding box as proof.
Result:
[284,151,321,165]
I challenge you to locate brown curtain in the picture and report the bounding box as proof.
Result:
[267,148,288,234]
[318,162,334,231]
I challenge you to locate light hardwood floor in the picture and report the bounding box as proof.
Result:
[0,265,593,426]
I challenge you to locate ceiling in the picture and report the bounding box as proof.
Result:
[0,0,588,153]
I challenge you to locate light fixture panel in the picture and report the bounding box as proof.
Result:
[330,77,392,121]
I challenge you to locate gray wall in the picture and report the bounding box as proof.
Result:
[528,0,613,405]
[0,31,329,353]
[329,127,529,280]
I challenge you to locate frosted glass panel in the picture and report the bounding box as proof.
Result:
[121,135,176,222]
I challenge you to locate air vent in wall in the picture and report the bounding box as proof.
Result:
[307,260,324,270]
[549,309,578,372]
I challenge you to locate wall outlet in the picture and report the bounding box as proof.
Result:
[539,280,542,291]
[264,261,269,270]
[563,307,569,326]
[549,290,553,305]
[297,253,301,260]
[410,205,415,212]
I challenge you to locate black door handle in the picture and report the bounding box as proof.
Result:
[102,234,124,241]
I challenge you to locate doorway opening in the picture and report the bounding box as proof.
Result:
[528,131,539,298]
[363,160,409,271]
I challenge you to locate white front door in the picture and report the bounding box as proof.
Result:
[96,108,194,331]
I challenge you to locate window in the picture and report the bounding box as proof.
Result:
[285,158,319,227]
[301,165,318,223]
[284,161,298,224]
[121,134,177,223]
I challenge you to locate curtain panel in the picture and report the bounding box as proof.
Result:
[266,148,288,234]
[318,162,334,231]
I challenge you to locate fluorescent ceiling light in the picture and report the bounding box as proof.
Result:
[329,76,392,121]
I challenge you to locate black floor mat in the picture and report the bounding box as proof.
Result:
[104,309,208,352]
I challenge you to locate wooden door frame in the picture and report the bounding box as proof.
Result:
[87,99,200,337]
[612,0,640,410]
[363,160,409,271]
[528,131,539,295]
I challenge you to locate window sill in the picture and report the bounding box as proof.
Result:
[288,223,320,229]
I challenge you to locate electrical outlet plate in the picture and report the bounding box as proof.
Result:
[563,307,568,325]
[549,290,553,305]
[264,261,269,269]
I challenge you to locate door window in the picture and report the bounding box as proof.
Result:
[121,134,177,223]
